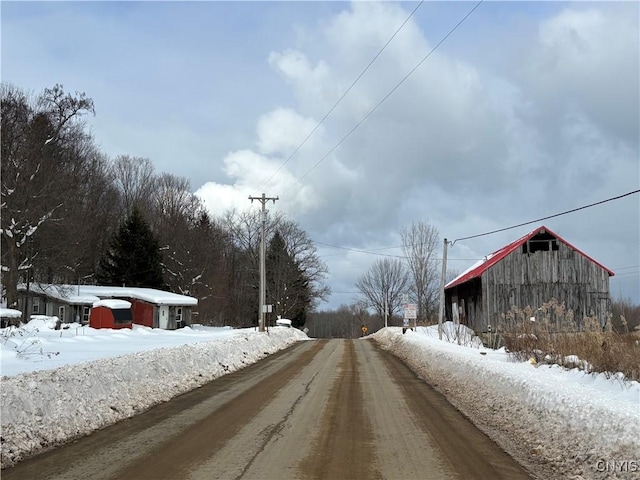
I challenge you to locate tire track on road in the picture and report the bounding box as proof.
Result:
[299,340,380,480]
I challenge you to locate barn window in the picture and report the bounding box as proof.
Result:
[522,232,560,254]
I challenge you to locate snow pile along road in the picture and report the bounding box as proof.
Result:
[372,325,640,480]
[1,327,307,468]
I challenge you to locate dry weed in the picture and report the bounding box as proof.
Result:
[499,299,640,381]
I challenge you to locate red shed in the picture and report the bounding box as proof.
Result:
[89,299,133,329]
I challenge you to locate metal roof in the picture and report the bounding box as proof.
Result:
[445,225,615,290]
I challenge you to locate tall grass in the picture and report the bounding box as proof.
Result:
[499,299,640,381]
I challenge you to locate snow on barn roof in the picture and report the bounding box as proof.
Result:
[18,284,197,306]
[445,225,615,290]
[93,299,131,309]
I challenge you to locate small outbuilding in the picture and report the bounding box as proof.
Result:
[445,226,614,333]
[89,300,133,329]
[0,307,22,328]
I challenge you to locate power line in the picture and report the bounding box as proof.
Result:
[255,1,425,195]
[283,0,484,195]
[314,239,476,261]
[451,189,640,245]
[313,188,638,260]
[315,241,406,259]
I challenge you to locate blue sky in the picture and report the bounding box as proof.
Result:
[2,1,639,309]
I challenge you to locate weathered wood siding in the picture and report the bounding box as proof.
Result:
[482,242,611,330]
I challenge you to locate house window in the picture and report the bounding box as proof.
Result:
[58,306,65,322]
[33,297,40,314]
[176,307,183,327]
[82,306,90,324]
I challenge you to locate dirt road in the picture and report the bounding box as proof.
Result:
[3,339,530,479]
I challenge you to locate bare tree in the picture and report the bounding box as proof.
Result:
[150,173,199,228]
[220,208,329,326]
[110,155,156,217]
[37,150,120,285]
[148,174,229,307]
[276,218,330,309]
[401,222,440,323]
[1,84,95,308]
[355,258,410,320]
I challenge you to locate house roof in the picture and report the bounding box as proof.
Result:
[18,284,198,306]
[445,225,614,290]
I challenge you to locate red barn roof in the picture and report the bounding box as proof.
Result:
[445,225,614,290]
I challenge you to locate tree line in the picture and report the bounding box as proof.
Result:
[1,83,328,328]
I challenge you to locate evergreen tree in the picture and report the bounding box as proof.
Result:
[97,207,165,288]
[266,231,311,328]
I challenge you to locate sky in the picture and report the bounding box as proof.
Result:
[2,1,639,310]
[1,318,638,473]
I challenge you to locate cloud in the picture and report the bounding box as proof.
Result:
[521,6,639,145]
[256,107,319,157]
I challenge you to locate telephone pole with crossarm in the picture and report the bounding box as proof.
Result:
[249,193,279,332]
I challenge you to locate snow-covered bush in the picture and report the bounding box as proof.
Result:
[1,316,60,360]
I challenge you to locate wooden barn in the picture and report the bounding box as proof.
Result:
[445,226,614,333]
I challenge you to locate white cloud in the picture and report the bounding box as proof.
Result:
[256,107,320,157]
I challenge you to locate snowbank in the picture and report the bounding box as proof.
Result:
[372,325,640,480]
[0,327,307,468]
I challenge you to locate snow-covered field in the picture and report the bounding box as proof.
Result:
[1,319,638,479]
[372,324,640,480]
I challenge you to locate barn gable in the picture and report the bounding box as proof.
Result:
[446,226,614,290]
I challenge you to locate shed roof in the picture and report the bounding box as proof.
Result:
[18,284,197,306]
[93,299,132,309]
[445,225,614,290]
[0,308,22,318]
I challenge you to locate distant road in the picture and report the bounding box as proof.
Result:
[3,339,530,480]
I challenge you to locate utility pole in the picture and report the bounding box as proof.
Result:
[249,193,279,332]
[438,238,448,340]
[384,294,388,328]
